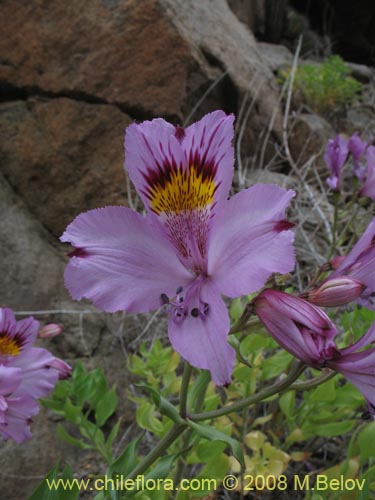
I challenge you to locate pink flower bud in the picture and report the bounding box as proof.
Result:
[329,255,346,270]
[38,323,63,339]
[302,277,365,307]
[49,358,72,379]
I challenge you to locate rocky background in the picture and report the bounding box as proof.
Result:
[1,1,374,498]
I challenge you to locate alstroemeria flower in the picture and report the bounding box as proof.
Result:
[360,146,375,200]
[329,217,375,309]
[348,132,367,180]
[0,365,39,443]
[324,135,349,191]
[61,111,296,385]
[0,308,71,443]
[254,290,375,415]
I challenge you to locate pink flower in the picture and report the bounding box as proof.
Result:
[348,132,367,180]
[254,290,375,415]
[61,111,296,385]
[360,146,375,200]
[0,308,71,443]
[324,135,349,191]
[329,218,375,309]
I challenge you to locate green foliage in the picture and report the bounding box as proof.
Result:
[280,55,362,114]
[40,300,375,499]
[42,362,119,463]
[29,464,79,500]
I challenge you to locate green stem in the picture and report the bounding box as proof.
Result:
[179,362,192,418]
[126,423,187,481]
[189,361,306,421]
[229,303,255,334]
[289,369,336,391]
[328,193,340,260]
[174,370,211,485]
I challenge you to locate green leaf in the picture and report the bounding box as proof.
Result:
[63,399,82,424]
[187,421,244,468]
[136,402,164,434]
[95,386,117,426]
[28,463,79,500]
[196,441,226,461]
[109,433,144,476]
[358,422,375,461]
[56,424,92,450]
[279,391,295,420]
[261,350,293,380]
[106,418,122,454]
[302,420,355,437]
[310,378,336,402]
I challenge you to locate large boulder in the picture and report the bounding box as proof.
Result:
[0,0,282,134]
[0,98,131,238]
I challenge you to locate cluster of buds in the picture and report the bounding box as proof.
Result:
[254,216,375,418]
[325,132,375,198]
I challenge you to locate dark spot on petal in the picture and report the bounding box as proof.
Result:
[275,220,296,232]
[175,126,185,142]
[176,286,183,294]
[191,308,199,317]
[161,293,169,304]
[68,247,89,258]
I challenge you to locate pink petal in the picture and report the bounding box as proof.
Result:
[0,365,22,395]
[0,396,39,444]
[124,118,185,212]
[208,184,295,297]
[330,349,375,403]
[340,321,375,355]
[332,217,375,275]
[10,348,59,399]
[167,280,235,386]
[61,206,191,313]
[182,111,235,206]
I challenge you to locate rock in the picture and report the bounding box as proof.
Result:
[0,0,194,119]
[257,42,293,72]
[264,0,288,43]
[0,98,132,238]
[161,0,283,157]
[227,0,266,35]
[289,113,333,171]
[346,62,374,83]
[0,0,282,149]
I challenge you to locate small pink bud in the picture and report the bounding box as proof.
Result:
[50,358,72,379]
[39,323,63,339]
[329,256,346,270]
[303,277,365,307]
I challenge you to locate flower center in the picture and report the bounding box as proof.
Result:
[161,283,210,324]
[147,164,217,215]
[0,333,21,356]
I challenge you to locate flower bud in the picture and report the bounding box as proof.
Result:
[329,255,346,270]
[302,277,365,307]
[50,358,72,379]
[254,289,338,367]
[39,323,63,339]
